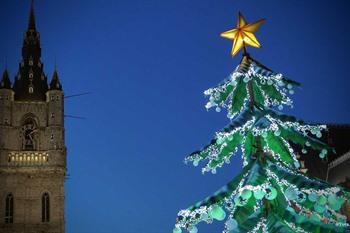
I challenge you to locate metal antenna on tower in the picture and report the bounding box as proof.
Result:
[64,114,86,120]
[65,92,92,99]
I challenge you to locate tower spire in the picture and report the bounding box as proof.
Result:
[1,68,12,89]
[50,68,62,90]
[28,0,36,30]
[13,0,48,101]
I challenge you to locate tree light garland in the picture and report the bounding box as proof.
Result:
[175,55,350,233]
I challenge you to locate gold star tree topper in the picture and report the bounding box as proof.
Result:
[221,12,265,57]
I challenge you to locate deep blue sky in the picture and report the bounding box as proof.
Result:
[0,0,350,232]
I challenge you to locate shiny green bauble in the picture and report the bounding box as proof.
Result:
[314,204,325,214]
[209,205,226,221]
[253,189,266,200]
[317,195,327,205]
[285,187,297,200]
[308,192,318,202]
[188,226,198,233]
[240,189,252,199]
[173,227,182,233]
[226,218,238,230]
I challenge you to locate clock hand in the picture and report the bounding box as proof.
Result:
[28,129,38,135]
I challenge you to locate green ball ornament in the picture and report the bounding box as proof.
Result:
[285,187,297,200]
[253,189,266,200]
[286,206,295,214]
[328,194,337,204]
[317,195,327,205]
[314,204,325,214]
[310,214,320,222]
[173,227,182,233]
[188,226,198,233]
[226,218,238,230]
[209,205,226,221]
[241,189,252,200]
[308,192,318,202]
[265,187,278,200]
[319,152,326,159]
[330,202,342,211]
[328,194,344,207]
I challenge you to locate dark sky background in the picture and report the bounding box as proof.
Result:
[0,0,350,232]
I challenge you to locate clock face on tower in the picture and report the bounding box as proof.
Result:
[21,122,37,150]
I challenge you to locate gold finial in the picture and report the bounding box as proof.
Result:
[220,12,265,57]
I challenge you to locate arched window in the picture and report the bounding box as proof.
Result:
[42,193,50,222]
[5,194,13,223]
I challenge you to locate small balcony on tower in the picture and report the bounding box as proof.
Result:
[7,151,49,166]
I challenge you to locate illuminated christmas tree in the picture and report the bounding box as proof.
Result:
[174,13,350,233]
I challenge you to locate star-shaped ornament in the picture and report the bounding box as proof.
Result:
[221,12,265,57]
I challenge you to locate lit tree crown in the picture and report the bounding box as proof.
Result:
[175,13,350,233]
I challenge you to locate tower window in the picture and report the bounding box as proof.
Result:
[5,194,14,224]
[42,193,50,222]
[51,113,55,119]
[29,86,34,93]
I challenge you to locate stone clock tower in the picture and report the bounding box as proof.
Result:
[0,2,66,233]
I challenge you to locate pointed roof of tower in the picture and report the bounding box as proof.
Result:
[0,69,12,89]
[50,69,62,90]
[28,0,36,30]
[22,0,41,58]
[13,1,48,101]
